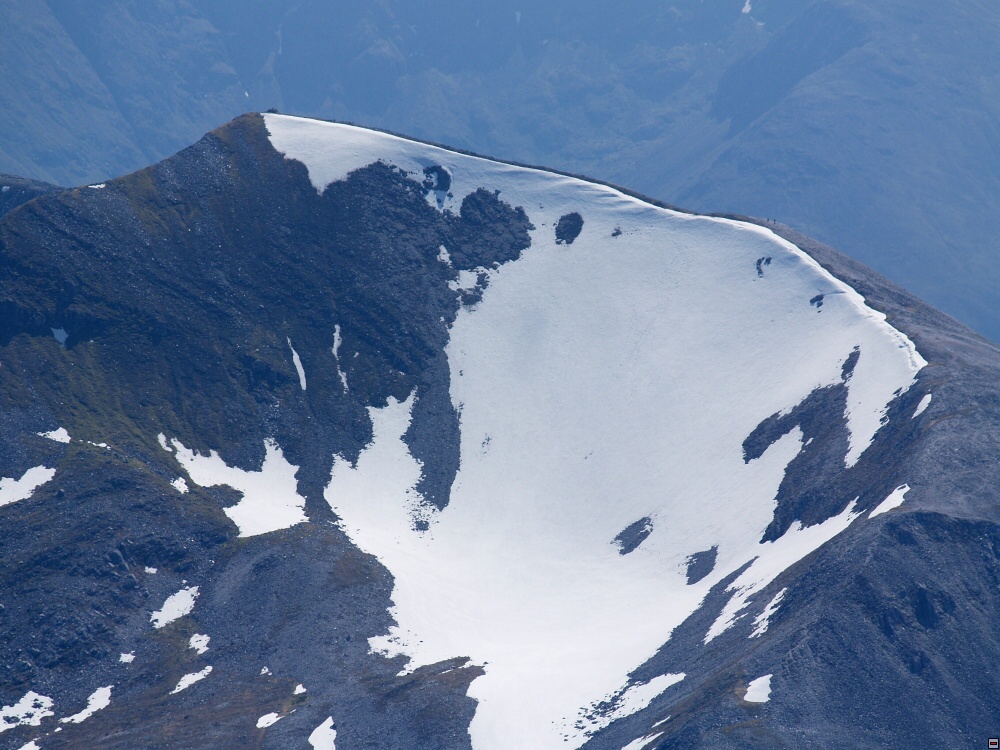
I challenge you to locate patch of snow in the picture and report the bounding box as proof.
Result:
[333,325,348,391]
[0,692,54,733]
[144,566,157,574]
[165,437,308,537]
[706,499,860,642]
[119,652,135,664]
[448,268,480,293]
[742,0,752,14]
[88,184,106,189]
[170,666,212,694]
[189,634,210,654]
[869,484,909,518]
[260,667,271,676]
[0,466,56,508]
[171,477,189,494]
[150,586,199,628]
[437,245,452,266]
[620,732,665,750]
[308,717,337,750]
[294,684,306,695]
[912,393,932,418]
[269,114,926,750]
[750,588,787,638]
[256,712,282,728]
[60,686,112,724]
[38,427,71,443]
[158,433,169,451]
[326,392,832,745]
[288,338,307,391]
[17,741,41,750]
[326,394,431,579]
[744,674,772,703]
[332,325,343,358]
[580,674,685,736]
[51,328,68,346]
[0,185,8,192]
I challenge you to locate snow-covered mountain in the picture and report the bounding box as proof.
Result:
[1,114,997,749]
[7,1,1000,344]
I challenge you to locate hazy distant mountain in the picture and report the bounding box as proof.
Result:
[0,0,246,186]
[2,1,999,340]
[2,113,999,749]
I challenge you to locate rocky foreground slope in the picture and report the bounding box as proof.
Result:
[1,113,998,749]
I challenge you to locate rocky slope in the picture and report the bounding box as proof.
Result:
[0,176,59,219]
[1,114,998,749]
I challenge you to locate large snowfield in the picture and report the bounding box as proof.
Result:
[146,114,928,750]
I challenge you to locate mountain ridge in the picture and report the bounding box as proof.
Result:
[6,0,1000,344]
[1,113,998,749]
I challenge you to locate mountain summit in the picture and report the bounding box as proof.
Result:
[1,114,998,749]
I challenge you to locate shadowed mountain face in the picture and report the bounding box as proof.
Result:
[4,1,1000,342]
[0,174,60,218]
[1,114,999,749]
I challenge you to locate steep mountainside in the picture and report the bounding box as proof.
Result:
[1,114,999,749]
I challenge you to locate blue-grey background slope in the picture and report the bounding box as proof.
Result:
[2,0,1000,339]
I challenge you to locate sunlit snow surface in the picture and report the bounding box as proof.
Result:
[705,499,861,642]
[189,634,210,654]
[288,338,307,391]
[37,427,71,443]
[744,674,773,703]
[332,324,348,391]
[161,434,308,537]
[266,114,925,749]
[750,588,787,638]
[870,484,910,518]
[0,466,56,508]
[170,666,212,694]
[579,673,685,736]
[60,686,112,724]
[620,732,665,750]
[150,586,199,628]
[308,717,337,749]
[0,692,54,733]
